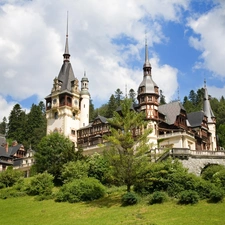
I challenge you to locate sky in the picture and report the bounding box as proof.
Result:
[0,0,225,121]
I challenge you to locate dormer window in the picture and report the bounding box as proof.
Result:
[54,112,58,119]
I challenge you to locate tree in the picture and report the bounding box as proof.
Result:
[159,90,166,105]
[114,88,123,106]
[106,94,117,118]
[0,117,7,135]
[128,89,136,103]
[89,99,95,121]
[25,102,46,150]
[104,98,152,192]
[7,104,26,143]
[35,132,77,182]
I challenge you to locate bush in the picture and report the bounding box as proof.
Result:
[26,172,54,196]
[55,177,105,203]
[0,167,23,187]
[201,164,225,181]
[194,179,216,199]
[167,172,199,198]
[60,161,89,183]
[208,189,224,203]
[0,188,27,199]
[149,191,168,205]
[178,190,199,204]
[121,192,139,206]
[0,182,6,189]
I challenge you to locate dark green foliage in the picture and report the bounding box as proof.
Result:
[201,164,225,181]
[35,132,76,182]
[55,177,105,203]
[149,191,168,205]
[178,190,199,204]
[114,88,123,106]
[7,104,26,143]
[208,189,224,203]
[134,159,186,195]
[194,179,216,199]
[89,99,95,122]
[88,153,111,184]
[159,90,166,105]
[0,182,6,189]
[26,172,54,196]
[60,161,89,183]
[121,192,139,206]
[106,94,118,118]
[0,116,7,135]
[128,89,136,103]
[0,167,23,187]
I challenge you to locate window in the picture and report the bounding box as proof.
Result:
[72,112,75,120]
[54,112,58,119]
[71,130,75,136]
[84,104,85,108]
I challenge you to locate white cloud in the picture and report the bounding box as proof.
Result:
[0,0,188,118]
[0,95,16,121]
[188,2,225,77]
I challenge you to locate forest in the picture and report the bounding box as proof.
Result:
[0,87,225,149]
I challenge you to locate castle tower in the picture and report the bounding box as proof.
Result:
[137,38,159,147]
[80,71,90,128]
[203,81,217,150]
[45,16,88,144]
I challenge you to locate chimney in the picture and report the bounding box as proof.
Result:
[5,142,8,153]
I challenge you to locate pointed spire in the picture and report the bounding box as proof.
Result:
[203,80,215,123]
[143,34,151,69]
[63,11,70,62]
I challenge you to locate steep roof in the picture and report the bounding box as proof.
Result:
[158,101,185,125]
[138,75,158,93]
[57,62,76,91]
[203,85,215,123]
[187,111,205,127]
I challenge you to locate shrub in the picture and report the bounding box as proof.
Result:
[149,191,168,205]
[194,179,216,199]
[55,177,105,203]
[178,190,199,204]
[208,189,224,203]
[26,172,54,196]
[0,188,27,199]
[60,161,89,183]
[201,164,225,181]
[167,172,199,198]
[121,192,139,206]
[0,182,6,189]
[0,167,23,187]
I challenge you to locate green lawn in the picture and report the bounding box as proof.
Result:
[0,194,225,225]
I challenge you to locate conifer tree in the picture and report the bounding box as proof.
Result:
[0,117,7,135]
[104,98,152,192]
[128,89,137,103]
[7,104,26,143]
[106,94,117,118]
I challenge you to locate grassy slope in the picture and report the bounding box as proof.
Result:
[0,194,224,225]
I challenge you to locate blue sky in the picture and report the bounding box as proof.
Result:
[0,0,225,121]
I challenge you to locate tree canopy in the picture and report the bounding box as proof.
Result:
[35,132,77,182]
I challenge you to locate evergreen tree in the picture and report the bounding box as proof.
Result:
[159,90,166,105]
[25,102,47,150]
[114,88,123,106]
[0,117,7,135]
[89,99,95,122]
[104,98,152,192]
[128,89,136,103]
[7,104,26,143]
[106,94,117,118]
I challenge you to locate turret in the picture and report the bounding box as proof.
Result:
[80,71,90,128]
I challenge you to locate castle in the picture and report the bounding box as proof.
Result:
[45,27,217,153]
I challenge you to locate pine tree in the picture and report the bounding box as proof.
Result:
[89,99,95,122]
[7,104,26,143]
[106,94,117,118]
[25,102,46,150]
[159,90,166,105]
[104,98,151,192]
[128,89,136,103]
[114,88,123,106]
[0,117,7,135]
